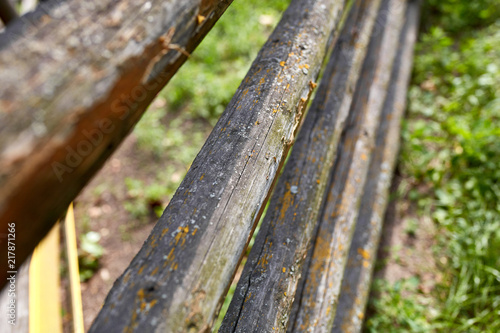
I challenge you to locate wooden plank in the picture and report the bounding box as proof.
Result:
[219,0,384,331]
[0,0,234,287]
[332,1,422,331]
[63,203,84,333]
[90,0,346,332]
[29,222,62,333]
[288,0,408,331]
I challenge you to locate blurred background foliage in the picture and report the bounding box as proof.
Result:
[159,0,290,124]
[422,0,500,33]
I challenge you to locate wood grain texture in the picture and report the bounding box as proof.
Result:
[219,0,383,331]
[0,0,233,287]
[332,2,422,331]
[90,0,345,332]
[288,0,408,331]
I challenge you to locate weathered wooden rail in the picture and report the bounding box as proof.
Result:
[0,0,234,285]
[289,0,406,330]
[220,0,419,331]
[332,1,421,331]
[220,0,383,330]
[0,0,421,331]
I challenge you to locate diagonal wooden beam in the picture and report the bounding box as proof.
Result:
[288,0,408,330]
[0,0,234,288]
[332,1,422,331]
[219,0,383,331]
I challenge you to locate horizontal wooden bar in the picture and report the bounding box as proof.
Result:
[332,1,422,331]
[0,0,234,287]
[90,0,347,331]
[218,0,383,332]
[289,0,408,331]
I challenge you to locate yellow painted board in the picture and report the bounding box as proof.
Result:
[64,203,85,333]
[29,223,62,333]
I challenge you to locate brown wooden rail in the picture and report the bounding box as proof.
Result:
[0,0,234,286]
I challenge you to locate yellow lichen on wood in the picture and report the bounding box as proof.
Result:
[197,15,205,24]
[357,248,370,259]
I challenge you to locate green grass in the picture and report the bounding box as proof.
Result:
[365,278,439,332]
[78,231,104,282]
[123,166,183,220]
[366,2,500,332]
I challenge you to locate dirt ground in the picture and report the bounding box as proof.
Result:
[373,173,440,296]
[73,133,438,331]
[73,134,158,330]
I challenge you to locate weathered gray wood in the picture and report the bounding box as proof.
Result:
[90,0,346,332]
[288,0,408,331]
[332,2,422,331]
[0,0,234,287]
[219,0,383,331]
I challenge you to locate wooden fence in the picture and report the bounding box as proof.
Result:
[0,0,421,331]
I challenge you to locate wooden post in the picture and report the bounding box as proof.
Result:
[63,203,84,333]
[29,223,62,333]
